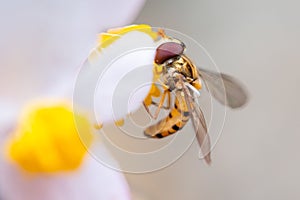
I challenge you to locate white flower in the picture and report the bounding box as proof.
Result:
[0,0,146,127]
[0,1,146,200]
[75,24,161,126]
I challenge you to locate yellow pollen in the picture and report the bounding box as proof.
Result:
[6,102,93,173]
[114,118,125,127]
[98,24,158,49]
[94,123,103,130]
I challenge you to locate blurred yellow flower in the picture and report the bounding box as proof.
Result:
[6,102,93,173]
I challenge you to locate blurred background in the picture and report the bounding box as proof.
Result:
[125,0,300,199]
[1,0,300,200]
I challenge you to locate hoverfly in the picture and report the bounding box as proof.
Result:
[143,30,248,164]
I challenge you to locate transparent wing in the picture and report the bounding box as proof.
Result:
[197,68,248,109]
[178,75,212,164]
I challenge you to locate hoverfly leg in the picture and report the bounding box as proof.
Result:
[143,89,171,120]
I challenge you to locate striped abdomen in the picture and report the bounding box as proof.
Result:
[144,92,190,138]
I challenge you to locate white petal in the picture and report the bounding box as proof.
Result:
[74,31,156,124]
[0,101,19,129]
[0,143,131,200]
[0,0,146,116]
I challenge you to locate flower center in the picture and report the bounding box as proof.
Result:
[6,102,93,173]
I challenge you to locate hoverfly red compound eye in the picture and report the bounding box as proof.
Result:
[155,42,184,64]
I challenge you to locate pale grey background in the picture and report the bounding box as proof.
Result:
[126,0,300,199]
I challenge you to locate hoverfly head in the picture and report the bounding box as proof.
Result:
[155,41,185,65]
